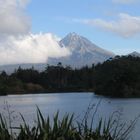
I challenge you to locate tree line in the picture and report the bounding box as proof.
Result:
[0,55,140,97]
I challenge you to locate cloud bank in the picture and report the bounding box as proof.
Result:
[82,13,140,38]
[0,33,70,65]
[0,0,31,35]
[0,0,70,65]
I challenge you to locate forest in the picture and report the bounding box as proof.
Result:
[0,55,140,98]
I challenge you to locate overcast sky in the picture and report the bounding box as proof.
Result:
[0,0,140,65]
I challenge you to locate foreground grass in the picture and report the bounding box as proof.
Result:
[0,107,137,140]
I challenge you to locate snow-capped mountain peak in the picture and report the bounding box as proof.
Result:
[59,32,83,51]
[60,33,114,55]
[49,33,115,67]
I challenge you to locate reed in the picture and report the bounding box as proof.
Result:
[0,107,136,140]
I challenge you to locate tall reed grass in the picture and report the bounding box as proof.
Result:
[0,106,137,140]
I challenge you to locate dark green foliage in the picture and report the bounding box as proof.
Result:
[0,56,140,97]
[93,56,140,97]
[0,114,11,140]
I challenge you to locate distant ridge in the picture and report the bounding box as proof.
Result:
[0,63,46,74]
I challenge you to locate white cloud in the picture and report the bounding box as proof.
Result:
[0,0,31,35]
[18,0,30,8]
[0,0,70,65]
[0,33,70,65]
[82,13,140,38]
[112,0,138,4]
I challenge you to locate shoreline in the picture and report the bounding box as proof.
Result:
[1,89,95,96]
[2,91,140,99]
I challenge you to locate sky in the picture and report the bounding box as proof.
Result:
[0,0,140,65]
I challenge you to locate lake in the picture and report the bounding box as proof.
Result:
[0,92,140,139]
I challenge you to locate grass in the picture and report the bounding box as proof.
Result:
[0,106,137,140]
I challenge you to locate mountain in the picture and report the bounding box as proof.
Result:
[0,33,115,74]
[48,32,115,67]
[128,51,140,57]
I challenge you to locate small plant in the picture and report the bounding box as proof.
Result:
[0,114,11,140]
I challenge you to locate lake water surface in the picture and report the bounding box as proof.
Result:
[0,92,140,139]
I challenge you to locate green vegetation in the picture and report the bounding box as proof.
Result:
[0,107,136,140]
[93,56,140,97]
[0,55,140,97]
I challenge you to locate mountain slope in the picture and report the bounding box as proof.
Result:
[128,51,140,57]
[48,32,115,67]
